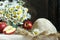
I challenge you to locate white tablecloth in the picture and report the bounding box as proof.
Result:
[0,34,58,40]
[0,34,31,40]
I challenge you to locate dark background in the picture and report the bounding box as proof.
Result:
[30,0,60,32]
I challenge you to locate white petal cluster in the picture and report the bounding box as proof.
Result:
[0,0,31,25]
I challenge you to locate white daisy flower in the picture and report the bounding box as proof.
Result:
[32,29,40,36]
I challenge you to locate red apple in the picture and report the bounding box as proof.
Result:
[3,26,16,35]
[0,22,7,33]
[23,20,32,30]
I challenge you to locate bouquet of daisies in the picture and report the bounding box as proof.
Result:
[0,0,31,28]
